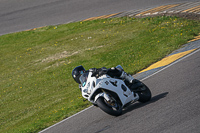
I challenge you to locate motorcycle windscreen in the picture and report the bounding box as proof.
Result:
[79,72,89,87]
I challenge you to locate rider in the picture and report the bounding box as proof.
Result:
[72,65,135,90]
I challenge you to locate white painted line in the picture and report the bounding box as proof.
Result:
[39,105,94,133]
[39,48,200,133]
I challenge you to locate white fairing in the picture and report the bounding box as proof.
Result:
[80,71,139,107]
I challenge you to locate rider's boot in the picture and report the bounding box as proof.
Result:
[120,71,135,83]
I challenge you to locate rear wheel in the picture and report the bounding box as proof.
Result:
[137,84,151,103]
[96,97,122,116]
[127,79,152,103]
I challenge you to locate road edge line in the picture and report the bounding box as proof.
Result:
[39,106,94,133]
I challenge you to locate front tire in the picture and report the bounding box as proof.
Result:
[96,97,122,116]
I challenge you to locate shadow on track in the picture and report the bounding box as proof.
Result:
[122,92,169,114]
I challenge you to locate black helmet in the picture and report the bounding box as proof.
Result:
[72,65,85,84]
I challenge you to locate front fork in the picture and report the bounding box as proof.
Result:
[94,89,112,103]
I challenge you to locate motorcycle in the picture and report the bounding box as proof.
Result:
[79,65,151,116]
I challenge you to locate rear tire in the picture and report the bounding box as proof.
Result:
[96,97,122,116]
[137,84,151,103]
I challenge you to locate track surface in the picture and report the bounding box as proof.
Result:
[41,49,200,133]
[0,0,199,36]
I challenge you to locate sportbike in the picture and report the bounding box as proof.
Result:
[79,66,151,116]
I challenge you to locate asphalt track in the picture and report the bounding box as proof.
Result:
[0,0,199,36]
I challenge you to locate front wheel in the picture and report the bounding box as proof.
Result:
[96,97,122,116]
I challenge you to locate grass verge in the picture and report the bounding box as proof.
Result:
[0,16,200,133]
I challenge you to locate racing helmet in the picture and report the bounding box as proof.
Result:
[72,65,85,84]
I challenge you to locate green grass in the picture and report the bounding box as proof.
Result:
[0,16,200,133]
